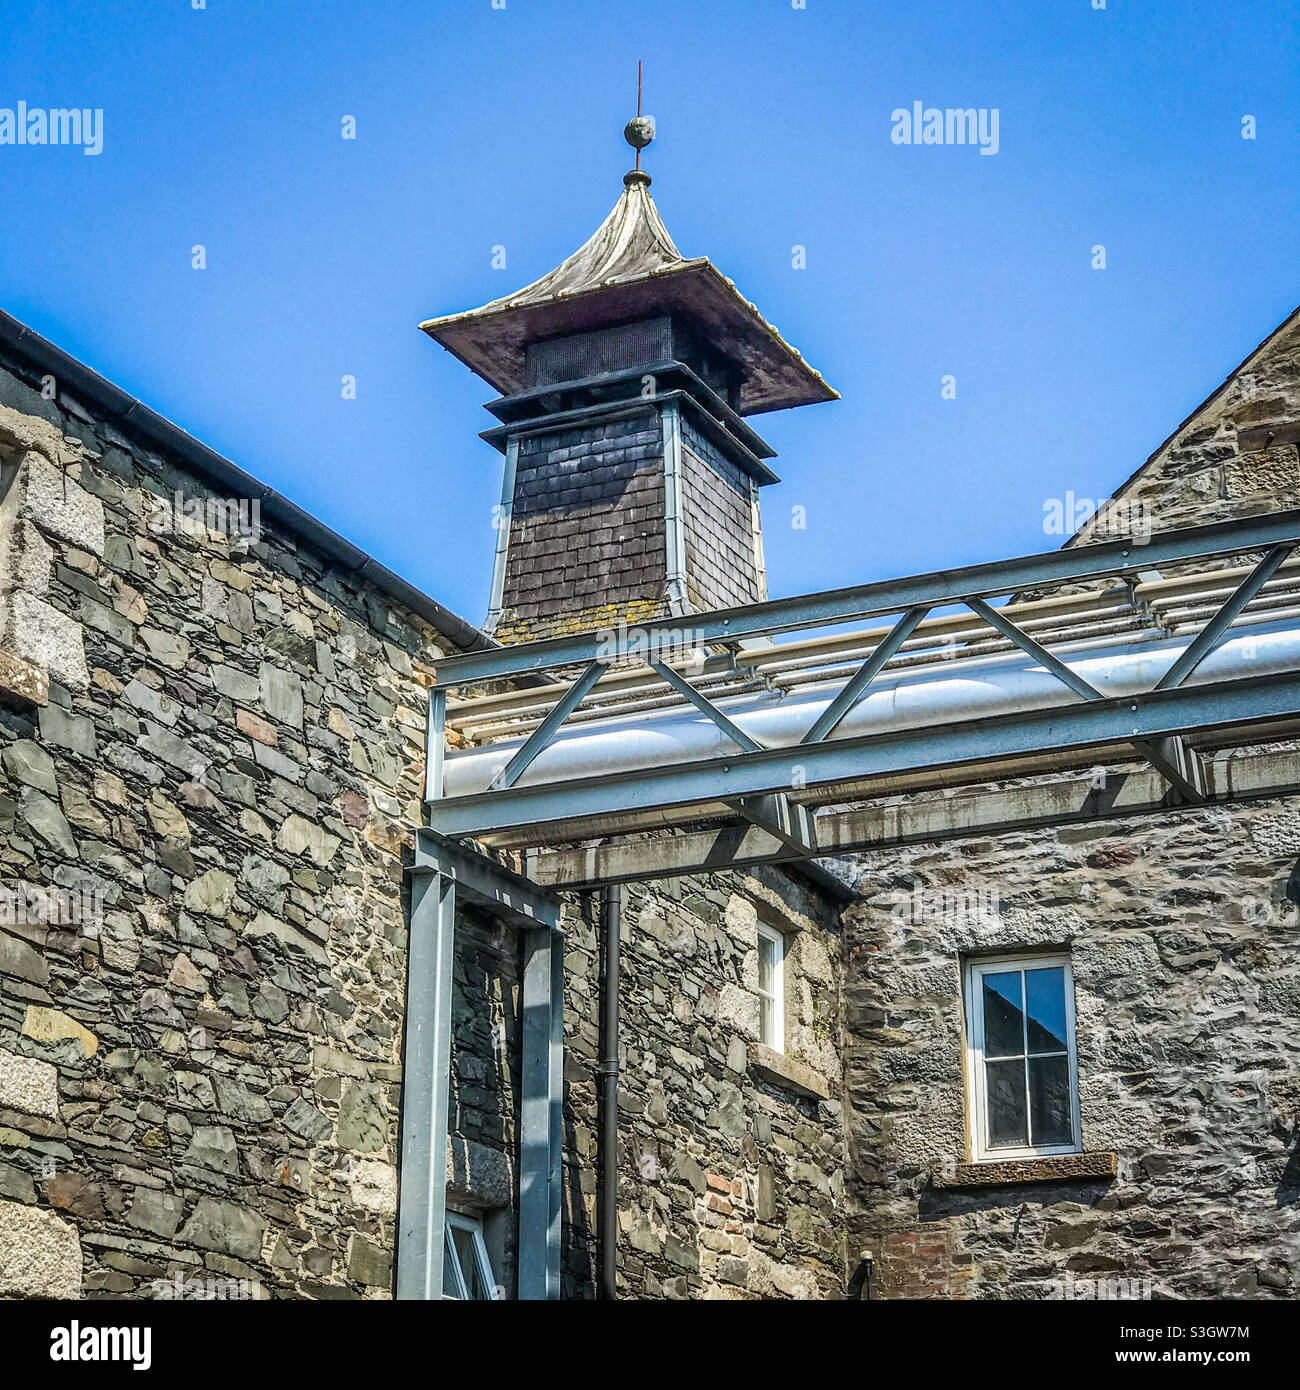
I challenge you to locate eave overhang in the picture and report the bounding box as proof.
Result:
[419,178,838,417]
[422,261,838,417]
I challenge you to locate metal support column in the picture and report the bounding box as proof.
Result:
[425,687,446,804]
[396,868,457,1300]
[400,828,563,1301]
[519,925,565,1300]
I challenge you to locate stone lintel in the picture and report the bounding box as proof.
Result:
[933,1151,1119,1189]
[446,1134,512,1209]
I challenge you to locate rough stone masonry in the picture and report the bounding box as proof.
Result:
[0,322,844,1301]
[0,288,1297,1299]
[842,307,1300,1300]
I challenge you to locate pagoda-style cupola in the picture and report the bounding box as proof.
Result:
[421,116,837,642]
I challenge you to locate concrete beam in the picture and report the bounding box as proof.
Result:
[526,748,1300,888]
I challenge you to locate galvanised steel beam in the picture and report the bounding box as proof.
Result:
[1156,543,1294,691]
[649,658,761,753]
[965,598,1103,703]
[490,660,605,792]
[415,828,561,929]
[425,670,1300,839]
[432,511,1300,686]
[1135,735,1206,804]
[726,793,819,855]
[396,868,457,1301]
[424,688,446,803]
[526,747,1300,889]
[401,832,563,1302]
[799,606,930,745]
[966,596,1212,799]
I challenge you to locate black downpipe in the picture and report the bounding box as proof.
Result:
[848,1255,874,1300]
[598,884,622,1300]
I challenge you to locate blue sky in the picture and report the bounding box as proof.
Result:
[1,0,1296,628]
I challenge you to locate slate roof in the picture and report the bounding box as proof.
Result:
[421,173,838,417]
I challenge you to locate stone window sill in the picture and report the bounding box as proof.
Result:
[932,1151,1118,1189]
[747,1042,829,1100]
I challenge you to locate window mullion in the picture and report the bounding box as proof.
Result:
[445,1227,469,1300]
[472,1226,497,1301]
[1023,1051,1034,1148]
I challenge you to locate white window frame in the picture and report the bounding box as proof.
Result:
[756,924,785,1053]
[964,953,1081,1162]
[443,1210,498,1300]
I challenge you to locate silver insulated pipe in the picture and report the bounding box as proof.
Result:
[443,620,1300,798]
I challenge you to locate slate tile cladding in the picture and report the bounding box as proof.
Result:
[0,346,525,1301]
[678,415,761,612]
[495,406,763,643]
[500,412,667,633]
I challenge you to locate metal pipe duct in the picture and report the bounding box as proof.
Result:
[443,620,1300,798]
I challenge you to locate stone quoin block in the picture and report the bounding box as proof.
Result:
[2,589,89,690]
[13,450,106,557]
[0,1200,83,1298]
[0,1047,61,1119]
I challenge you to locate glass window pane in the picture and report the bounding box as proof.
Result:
[1029,1054,1073,1146]
[443,1232,464,1299]
[469,1246,493,1300]
[451,1225,490,1300]
[760,993,775,1046]
[982,971,1024,1057]
[985,1057,1028,1148]
[758,935,776,994]
[1025,967,1068,1054]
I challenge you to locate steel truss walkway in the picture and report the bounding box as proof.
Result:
[399,509,1300,1298]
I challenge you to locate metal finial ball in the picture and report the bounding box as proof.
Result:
[624,115,655,150]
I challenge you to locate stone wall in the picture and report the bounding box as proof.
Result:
[1076,307,1300,541]
[0,342,845,1302]
[0,347,525,1301]
[558,868,847,1299]
[840,306,1300,1301]
[10,289,1295,1303]
[841,800,1300,1299]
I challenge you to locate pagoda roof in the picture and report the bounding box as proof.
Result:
[420,174,838,416]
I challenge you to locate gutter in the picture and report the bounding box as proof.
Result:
[0,307,495,656]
